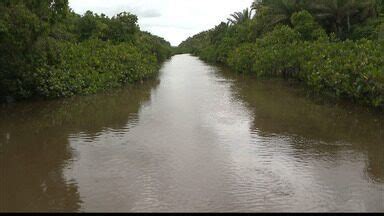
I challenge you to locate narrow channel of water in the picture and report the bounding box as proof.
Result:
[1,54,383,212]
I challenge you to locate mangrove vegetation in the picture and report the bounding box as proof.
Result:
[0,0,172,102]
[177,0,384,109]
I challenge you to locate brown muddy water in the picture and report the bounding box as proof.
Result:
[0,54,383,212]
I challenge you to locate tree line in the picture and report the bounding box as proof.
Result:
[0,0,172,102]
[177,0,384,109]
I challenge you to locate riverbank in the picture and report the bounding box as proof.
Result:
[180,35,384,111]
[183,37,384,111]
[2,54,383,212]
[0,2,172,103]
[177,3,384,110]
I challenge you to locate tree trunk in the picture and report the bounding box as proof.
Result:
[336,16,343,39]
[347,14,351,33]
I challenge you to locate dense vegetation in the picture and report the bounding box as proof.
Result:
[178,0,384,109]
[0,0,172,101]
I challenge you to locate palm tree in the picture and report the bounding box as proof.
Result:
[308,0,378,37]
[227,8,253,25]
[251,0,264,13]
[251,0,305,26]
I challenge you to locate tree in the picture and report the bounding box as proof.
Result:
[227,8,253,25]
[307,0,379,38]
[107,12,139,43]
[77,11,108,41]
[251,0,381,38]
[291,10,327,41]
[209,22,229,44]
[1,0,69,23]
[252,0,305,27]
[0,3,43,98]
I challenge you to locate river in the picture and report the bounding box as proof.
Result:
[1,54,383,212]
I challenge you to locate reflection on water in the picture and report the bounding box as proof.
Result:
[0,80,159,212]
[222,72,384,184]
[0,54,383,212]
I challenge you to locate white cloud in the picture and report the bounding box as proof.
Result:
[69,0,253,46]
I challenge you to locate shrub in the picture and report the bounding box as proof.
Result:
[227,25,384,108]
[228,25,301,76]
[227,43,258,74]
[300,40,384,108]
[0,2,171,101]
[291,10,327,41]
[29,39,159,99]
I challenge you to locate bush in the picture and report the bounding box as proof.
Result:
[350,17,384,41]
[291,10,327,41]
[0,1,171,101]
[228,25,301,76]
[29,39,159,99]
[300,40,384,108]
[227,43,258,73]
[227,25,384,108]
[178,1,384,109]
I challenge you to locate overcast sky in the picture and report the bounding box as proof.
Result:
[69,0,253,46]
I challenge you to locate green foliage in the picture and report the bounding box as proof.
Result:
[107,12,139,43]
[227,8,253,25]
[350,16,384,40]
[0,1,171,101]
[253,25,302,77]
[0,3,42,98]
[228,28,384,108]
[0,0,70,24]
[250,0,381,39]
[300,40,384,107]
[137,31,172,62]
[307,0,379,39]
[77,11,108,41]
[29,39,159,98]
[228,25,302,76]
[252,0,305,27]
[227,43,258,74]
[291,10,327,41]
[76,11,139,43]
[179,0,384,109]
